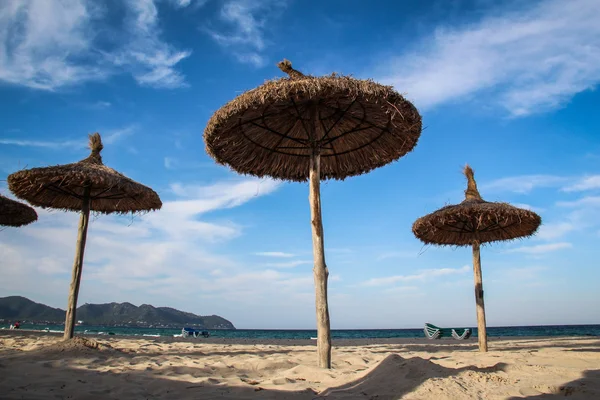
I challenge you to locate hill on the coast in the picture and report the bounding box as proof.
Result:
[0,296,235,329]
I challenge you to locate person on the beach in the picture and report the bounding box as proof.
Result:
[14,321,20,329]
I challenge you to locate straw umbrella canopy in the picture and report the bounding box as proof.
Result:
[8,133,162,339]
[204,59,422,368]
[0,194,37,227]
[412,165,541,352]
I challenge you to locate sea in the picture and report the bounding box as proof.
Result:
[2,324,599,339]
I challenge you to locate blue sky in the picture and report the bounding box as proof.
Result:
[1,0,599,329]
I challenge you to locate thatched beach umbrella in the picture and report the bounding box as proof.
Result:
[8,133,162,339]
[412,165,541,352]
[0,194,37,227]
[204,59,422,368]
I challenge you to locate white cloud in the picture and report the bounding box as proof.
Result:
[0,125,136,149]
[110,0,191,88]
[378,0,600,116]
[205,0,286,67]
[169,0,208,8]
[0,0,106,90]
[0,0,190,90]
[506,242,572,254]
[557,196,600,208]
[170,0,192,7]
[0,138,82,149]
[255,251,296,257]
[562,176,600,192]
[164,157,176,169]
[103,125,137,144]
[362,265,470,287]
[535,222,575,241]
[147,178,281,241]
[481,175,566,194]
[265,260,311,269]
[1,177,293,324]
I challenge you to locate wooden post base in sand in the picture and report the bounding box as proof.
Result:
[472,241,488,352]
[64,186,91,339]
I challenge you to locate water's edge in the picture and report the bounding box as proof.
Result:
[2,324,599,341]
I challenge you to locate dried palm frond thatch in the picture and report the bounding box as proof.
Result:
[205,59,422,182]
[8,133,161,213]
[0,194,37,227]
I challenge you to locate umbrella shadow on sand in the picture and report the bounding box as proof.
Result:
[506,369,600,399]
[318,353,508,398]
[1,346,512,400]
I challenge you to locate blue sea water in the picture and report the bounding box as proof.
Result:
[2,324,599,339]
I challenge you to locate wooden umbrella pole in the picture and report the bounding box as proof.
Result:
[309,148,332,368]
[64,185,91,339]
[307,103,332,369]
[472,240,488,352]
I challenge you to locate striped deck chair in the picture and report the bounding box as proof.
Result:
[424,323,471,340]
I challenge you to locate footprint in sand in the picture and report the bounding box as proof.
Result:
[519,387,543,396]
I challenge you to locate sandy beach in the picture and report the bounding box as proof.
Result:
[0,331,598,399]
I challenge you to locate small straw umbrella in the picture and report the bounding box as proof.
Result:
[8,133,162,339]
[0,194,37,227]
[204,59,422,368]
[412,165,541,352]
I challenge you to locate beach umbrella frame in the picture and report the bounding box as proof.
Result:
[8,133,162,339]
[204,60,422,368]
[412,165,541,351]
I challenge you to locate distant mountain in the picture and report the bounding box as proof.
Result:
[0,296,235,329]
[0,296,64,322]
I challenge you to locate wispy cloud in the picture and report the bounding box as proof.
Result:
[85,101,112,109]
[362,265,470,287]
[481,175,567,194]
[0,177,286,322]
[506,242,572,254]
[162,157,213,171]
[535,222,575,241]
[169,0,209,9]
[164,157,176,170]
[265,260,312,268]
[0,0,107,90]
[557,196,600,208]
[205,0,286,67]
[0,138,81,149]
[0,0,190,90]
[111,0,192,88]
[0,125,136,149]
[378,0,600,116]
[562,176,600,192]
[255,252,296,258]
[103,125,137,144]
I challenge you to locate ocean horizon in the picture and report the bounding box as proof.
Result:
[4,323,599,339]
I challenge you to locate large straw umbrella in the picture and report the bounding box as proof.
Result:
[204,59,422,368]
[0,194,37,227]
[8,133,162,339]
[412,165,541,352]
